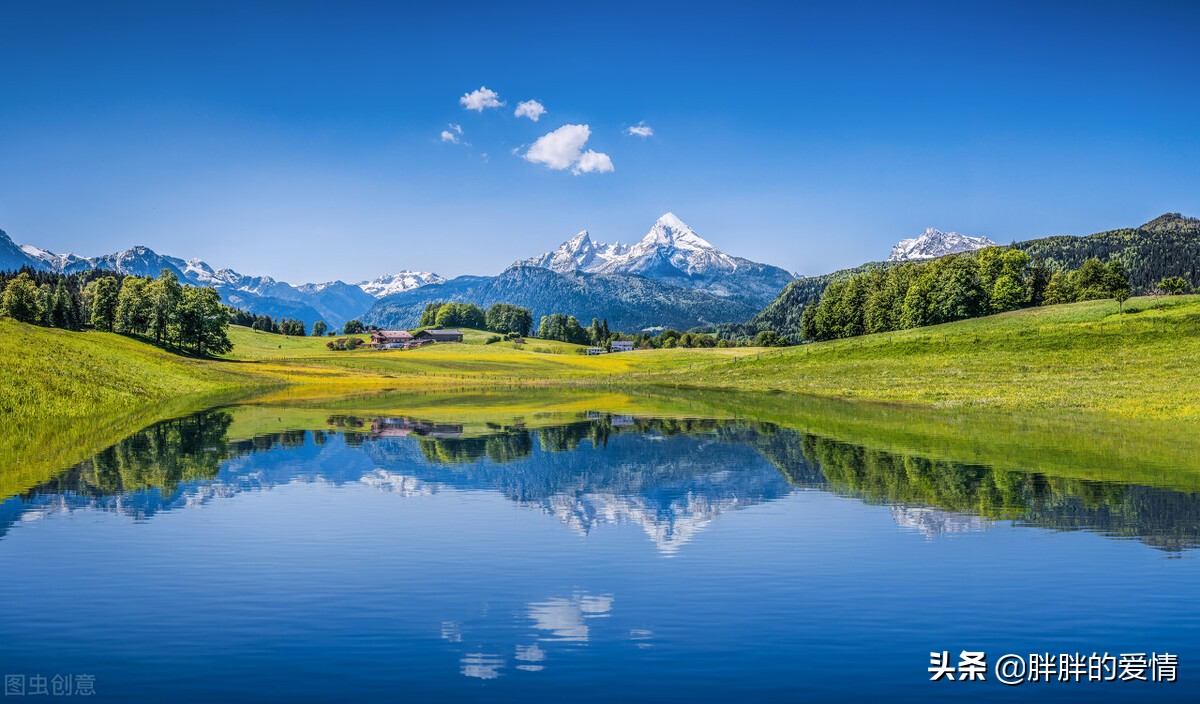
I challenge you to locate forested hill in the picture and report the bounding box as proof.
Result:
[1012,213,1200,287]
[750,213,1199,337]
[750,262,893,333]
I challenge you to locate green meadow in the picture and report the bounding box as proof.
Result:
[4,295,1200,421]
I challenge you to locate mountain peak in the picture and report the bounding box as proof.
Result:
[655,212,687,230]
[888,228,996,261]
[1140,212,1200,234]
[356,271,446,298]
[641,213,715,251]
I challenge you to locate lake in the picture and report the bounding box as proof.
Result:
[1,391,1197,702]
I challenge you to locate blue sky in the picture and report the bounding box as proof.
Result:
[1,0,1198,283]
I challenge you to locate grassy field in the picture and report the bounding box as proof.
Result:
[0,319,270,420]
[2,295,1199,442]
[631,295,1200,418]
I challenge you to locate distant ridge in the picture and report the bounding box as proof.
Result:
[888,228,996,261]
[0,228,440,328]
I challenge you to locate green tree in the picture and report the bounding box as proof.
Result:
[148,269,183,345]
[176,286,233,355]
[991,274,1025,312]
[89,276,120,331]
[419,303,442,327]
[48,279,77,329]
[1043,270,1077,305]
[1027,256,1052,306]
[753,330,782,347]
[343,319,365,335]
[1074,258,1109,300]
[433,302,486,329]
[1105,261,1132,313]
[0,272,44,324]
[312,320,328,336]
[115,277,154,335]
[485,303,533,336]
[1157,276,1187,295]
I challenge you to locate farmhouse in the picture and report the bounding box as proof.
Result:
[371,330,413,348]
[586,346,607,355]
[413,329,464,343]
[610,340,635,352]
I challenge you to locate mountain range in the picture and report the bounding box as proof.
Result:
[11,212,1188,336]
[0,229,441,328]
[1,213,792,331]
[363,214,795,330]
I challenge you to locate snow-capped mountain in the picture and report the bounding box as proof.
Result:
[522,230,631,274]
[888,228,996,261]
[357,271,446,298]
[518,213,794,304]
[0,228,439,328]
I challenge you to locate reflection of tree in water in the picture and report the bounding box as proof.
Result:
[32,412,311,499]
[67,411,235,495]
[8,407,1200,552]
[759,431,1200,552]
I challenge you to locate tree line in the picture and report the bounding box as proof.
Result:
[0,267,232,355]
[800,249,1133,342]
[227,309,313,337]
[418,302,535,337]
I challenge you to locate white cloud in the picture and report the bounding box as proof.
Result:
[440,123,464,144]
[573,150,614,174]
[460,86,504,111]
[522,124,614,175]
[514,99,546,122]
[625,122,654,138]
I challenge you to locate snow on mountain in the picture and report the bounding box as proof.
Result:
[521,213,743,278]
[888,228,997,261]
[19,244,87,271]
[521,231,631,274]
[356,271,446,298]
[517,213,794,304]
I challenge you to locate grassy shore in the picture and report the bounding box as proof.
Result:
[3,298,1200,500]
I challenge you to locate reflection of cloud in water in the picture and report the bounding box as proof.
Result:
[527,593,613,642]
[440,621,462,643]
[460,652,504,680]
[629,628,654,649]
[890,506,990,539]
[515,644,545,672]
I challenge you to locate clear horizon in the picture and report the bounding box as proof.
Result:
[2,0,1198,283]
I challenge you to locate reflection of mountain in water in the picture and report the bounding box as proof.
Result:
[361,422,793,553]
[3,409,1200,553]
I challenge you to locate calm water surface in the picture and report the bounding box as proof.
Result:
[1,404,1198,702]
